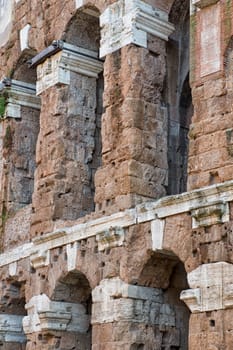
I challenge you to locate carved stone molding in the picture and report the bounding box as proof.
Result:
[100,0,174,57]
[35,41,103,95]
[0,0,13,48]
[30,249,50,269]
[66,242,79,271]
[0,314,26,343]
[191,0,219,9]
[0,181,233,270]
[191,202,229,228]
[23,294,90,334]
[20,24,31,51]
[96,226,125,251]
[0,78,40,119]
[92,277,175,327]
[180,262,233,313]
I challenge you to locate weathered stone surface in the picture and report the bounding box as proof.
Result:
[181,262,233,313]
[0,0,232,349]
[23,294,90,334]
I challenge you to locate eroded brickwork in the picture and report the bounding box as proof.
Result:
[0,0,232,349]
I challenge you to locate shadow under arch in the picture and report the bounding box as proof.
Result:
[60,5,103,215]
[61,5,100,51]
[51,270,92,349]
[0,49,40,222]
[0,277,27,348]
[224,35,233,73]
[136,251,190,350]
[166,0,193,195]
[11,49,37,83]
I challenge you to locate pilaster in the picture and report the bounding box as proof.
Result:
[100,0,174,57]
[0,78,40,119]
[95,0,173,213]
[33,41,103,95]
[181,262,233,349]
[0,314,26,344]
[23,294,90,334]
[0,78,40,228]
[92,277,183,348]
[30,40,103,237]
[188,0,233,190]
[181,262,233,313]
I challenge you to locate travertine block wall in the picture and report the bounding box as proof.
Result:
[31,70,102,236]
[0,80,40,250]
[188,0,233,190]
[94,0,174,212]
[0,0,232,349]
[95,44,169,211]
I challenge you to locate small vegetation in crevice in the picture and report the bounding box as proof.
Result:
[0,96,6,117]
[3,125,13,150]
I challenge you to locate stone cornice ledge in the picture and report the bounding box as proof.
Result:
[0,180,232,267]
[181,262,233,312]
[100,0,174,57]
[0,78,41,118]
[36,41,103,95]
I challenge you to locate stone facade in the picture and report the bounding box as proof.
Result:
[0,0,232,349]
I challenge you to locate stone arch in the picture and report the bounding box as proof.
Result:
[62,6,100,50]
[0,276,27,349]
[135,252,190,349]
[30,6,104,237]
[61,6,103,215]
[0,50,40,250]
[11,50,37,83]
[50,270,92,349]
[166,0,193,195]
[52,270,92,304]
[24,270,92,349]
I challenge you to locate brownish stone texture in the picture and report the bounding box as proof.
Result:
[188,76,233,189]
[92,323,179,350]
[188,0,233,190]
[31,69,102,237]
[26,331,90,350]
[189,310,233,350]
[0,0,233,349]
[95,42,168,213]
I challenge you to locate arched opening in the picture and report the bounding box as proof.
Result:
[166,0,193,195]
[23,270,92,349]
[0,51,40,250]
[62,8,100,51]
[0,277,27,348]
[136,252,190,349]
[12,49,37,83]
[50,271,92,349]
[30,7,104,237]
[59,7,103,217]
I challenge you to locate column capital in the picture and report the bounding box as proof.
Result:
[92,277,175,327]
[23,294,90,334]
[191,0,219,9]
[30,41,103,95]
[181,262,233,313]
[0,314,26,343]
[100,0,174,58]
[0,78,40,119]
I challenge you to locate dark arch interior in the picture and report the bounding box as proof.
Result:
[51,270,92,349]
[12,50,37,83]
[61,8,103,216]
[166,0,193,195]
[52,270,91,304]
[136,252,190,350]
[62,8,100,51]
[0,278,26,315]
